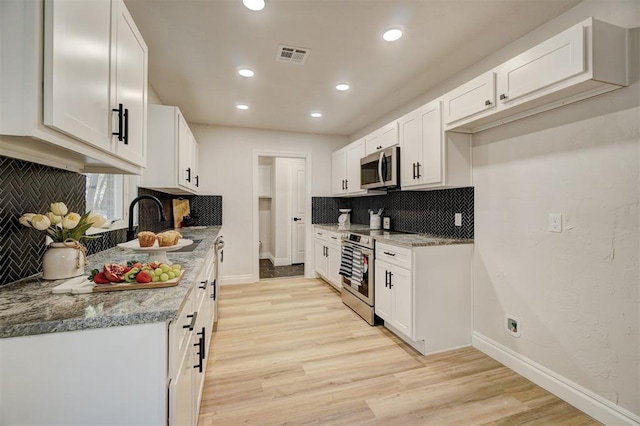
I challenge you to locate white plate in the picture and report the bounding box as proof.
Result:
[117,238,193,252]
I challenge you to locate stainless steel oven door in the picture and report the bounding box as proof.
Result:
[341,243,374,306]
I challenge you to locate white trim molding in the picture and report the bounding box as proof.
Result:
[472,332,640,426]
[220,274,256,285]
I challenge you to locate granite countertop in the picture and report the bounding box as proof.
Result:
[0,226,221,339]
[313,223,473,248]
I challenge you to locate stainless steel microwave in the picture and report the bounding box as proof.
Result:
[360,146,400,190]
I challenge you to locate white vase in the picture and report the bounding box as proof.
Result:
[42,242,85,280]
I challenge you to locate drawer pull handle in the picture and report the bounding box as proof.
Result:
[484,100,492,106]
[383,251,396,256]
[500,93,508,100]
[183,312,198,331]
[199,280,208,290]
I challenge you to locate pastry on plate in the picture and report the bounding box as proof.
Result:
[157,230,182,247]
[137,231,156,247]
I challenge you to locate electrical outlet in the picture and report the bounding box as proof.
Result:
[454,213,462,227]
[548,213,562,232]
[505,315,521,337]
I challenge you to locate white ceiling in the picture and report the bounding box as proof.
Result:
[125,0,582,137]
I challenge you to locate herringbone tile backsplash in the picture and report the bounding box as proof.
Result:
[312,188,474,239]
[0,156,87,285]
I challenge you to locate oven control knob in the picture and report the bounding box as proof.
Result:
[361,237,369,245]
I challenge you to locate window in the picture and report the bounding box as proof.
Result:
[85,174,124,221]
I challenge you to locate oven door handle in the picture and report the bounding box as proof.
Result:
[378,151,385,186]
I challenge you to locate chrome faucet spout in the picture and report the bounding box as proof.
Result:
[127,195,167,241]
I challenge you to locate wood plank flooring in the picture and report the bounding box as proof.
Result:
[198,278,598,425]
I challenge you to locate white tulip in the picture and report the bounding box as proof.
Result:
[31,214,51,231]
[61,212,81,229]
[19,213,36,228]
[46,212,63,225]
[50,202,68,216]
[87,212,107,228]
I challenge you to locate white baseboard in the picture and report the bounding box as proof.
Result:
[271,257,290,267]
[259,251,271,260]
[220,274,256,285]
[472,332,640,425]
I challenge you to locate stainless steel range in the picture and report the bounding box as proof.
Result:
[339,231,376,325]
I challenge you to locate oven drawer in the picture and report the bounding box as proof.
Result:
[376,242,412,269]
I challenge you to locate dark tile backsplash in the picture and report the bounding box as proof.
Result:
[312,188,474,239]
[0,155,223,286]
[137,188,223,234]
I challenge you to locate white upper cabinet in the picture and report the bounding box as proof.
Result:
[445,17,628,133]
[399,100,471,190]
[43,0,112,152]
[365,121,398,155]
[144,105,199,195]
[442,72,496,125]
[110,0,148,164]
[331,138,367,196]
[0,0,148,174]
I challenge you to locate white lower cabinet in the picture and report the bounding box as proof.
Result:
[374,242,472,355]
[375,260,412,337]
[314,227,342,290]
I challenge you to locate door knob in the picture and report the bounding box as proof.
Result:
[293,217,302,221]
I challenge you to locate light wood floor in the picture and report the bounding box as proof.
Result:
[198,278,598,425]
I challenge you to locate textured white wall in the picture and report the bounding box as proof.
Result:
[191,124,347,281]
[471,1,640,417]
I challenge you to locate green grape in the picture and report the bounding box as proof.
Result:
[171,264,182,270]
[167,271,175,279]
[160,265,171,273]
[154,268,163,276]
[151,275,159,282]
[160,273,169,282]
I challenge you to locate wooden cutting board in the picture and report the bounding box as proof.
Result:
[172,199,190,228]
[93,270,184,292]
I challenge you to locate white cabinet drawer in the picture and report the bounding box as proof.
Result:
[168,289,195,379]
[326,231,342,246]
[376,242,412,270]
[314,227,328,241]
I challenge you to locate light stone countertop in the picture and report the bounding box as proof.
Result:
[0,226,221,339]
[313,223,473,248]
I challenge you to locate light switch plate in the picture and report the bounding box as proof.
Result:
[454,213,462,227]
[548,213,562,232]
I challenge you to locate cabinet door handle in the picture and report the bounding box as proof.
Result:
[416,162,421,179]
[123,107,129,145]
[211,279,217,300]
[412,162,416,180]
[186,167,192,183]
[199,280,208,290]
[183,312,197,331]
[388,272,393,288]
[345,179,348,190]
[195,175,199,187]
[112,103,124,141]
[197,327,206,360]
[193,337,203,373]
[383,251,396,257]
[384,270,389,288]
[500,93,508,100]
[485,100,492,106]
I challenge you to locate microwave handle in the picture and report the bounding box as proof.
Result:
[378,151,385,186]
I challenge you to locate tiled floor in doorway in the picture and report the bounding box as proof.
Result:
[259,259,304,279]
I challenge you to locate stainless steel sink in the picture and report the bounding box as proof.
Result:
[171,239,202,253]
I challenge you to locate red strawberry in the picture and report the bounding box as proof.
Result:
[131,262,143,269]
[135,271,152,284]
[93,272,111,284]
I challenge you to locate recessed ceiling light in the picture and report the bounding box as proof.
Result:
[335,83,350,91]
[310,112,322,118]
[238,68,254,78]
[382,27,403,42]
[236,104,249,110]
[242,0,265,11]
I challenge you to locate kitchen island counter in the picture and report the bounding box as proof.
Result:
[313,224,473,248]
[0,226,221,339]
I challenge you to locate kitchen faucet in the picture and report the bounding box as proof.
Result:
[127,195,167,241]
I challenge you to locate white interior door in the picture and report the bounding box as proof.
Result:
[290,160,306,264]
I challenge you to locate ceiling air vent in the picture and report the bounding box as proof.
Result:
[276,44,310,64]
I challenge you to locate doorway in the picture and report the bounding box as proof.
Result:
[256,155,306,280]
